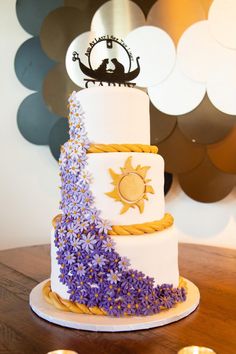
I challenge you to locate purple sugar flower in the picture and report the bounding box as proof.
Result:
[57,225,66,238]
[118,257,131,271]
[160,296,174,309]
[77,220,89,232]
[102,238,116,252]
[92,254,106,268]
[76,263,86,276]
[80,139,90,151]
[69,145,83,159]
[89,209,101,224]
[87,287,102,307]
[96,219,112,234]
[80,170,92,184]
[64,251,76,265]
[107,270,121,284]
[76,153,87,166]
[56,238,66,251]
[69,160,81,175]
[78,183,90,194]
[79,232,97,252]
[71,237,80,251]
[82,192,94,206]
[64,181,76,192]
[67,222,80,239]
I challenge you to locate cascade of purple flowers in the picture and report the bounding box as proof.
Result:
[54,91,186,316]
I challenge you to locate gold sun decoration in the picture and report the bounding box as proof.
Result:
[106,156,155,214]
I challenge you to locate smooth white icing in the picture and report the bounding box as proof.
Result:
[87,152,165,224]
[50,226,179,300]
[76,87,150,144]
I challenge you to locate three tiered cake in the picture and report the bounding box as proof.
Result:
[43,86,187,318]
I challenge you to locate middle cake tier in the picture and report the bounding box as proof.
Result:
[87,152,165,225]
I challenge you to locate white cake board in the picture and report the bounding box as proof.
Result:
[29,279,200,332]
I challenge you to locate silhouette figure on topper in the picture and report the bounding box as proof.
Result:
[94,58,109,75]
[111,58,125,76]
[72,36,140,85]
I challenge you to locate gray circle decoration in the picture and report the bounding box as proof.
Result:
[15,37,55,91]
[16,0,63,36]
[17,92,60,145]
[49,118,69,160]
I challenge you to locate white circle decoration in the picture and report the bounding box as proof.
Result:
[207,54,236,115]
[177,20,216,83]
[209,0,236,49]
[148,60,206,115]
[91,0,145,39]
[65,31,96,88]
[124,26,176,87]
[177,18,236,114]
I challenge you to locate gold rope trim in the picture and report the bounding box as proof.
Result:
[87,144,158,154]
[43,277,187,316]
[108,213,174,235]
[43,280,107,315]
[52,213,173,235]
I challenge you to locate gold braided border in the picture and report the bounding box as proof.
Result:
[43,278,187,316]
[52,213,173,235]
[87,144,158,154]
[43,280,106,315]
[108,213,173,235]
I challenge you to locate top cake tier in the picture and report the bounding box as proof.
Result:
[76,87,150,144]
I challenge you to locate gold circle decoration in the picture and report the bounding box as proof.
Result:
[207,125,236,174]
[118,173,145,203]
[106,156,155,214]
[150,102,177,144]
[43,63,80,117]
[178,156,236,202]
[147,0,212,45]
[158,126,205,174]
[178,95,236,145]
[40,7,85,62]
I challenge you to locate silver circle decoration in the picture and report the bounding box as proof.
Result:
[91,0,146,39]
[124,26,176,87]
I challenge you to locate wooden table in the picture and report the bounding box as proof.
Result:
[0,244,235,354]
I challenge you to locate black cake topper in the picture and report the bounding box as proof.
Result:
[72,35,140,88]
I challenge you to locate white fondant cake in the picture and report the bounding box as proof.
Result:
[76,87,150,144]
[87,152,165,225]
[49,87,185,317]
[51,227,179,300]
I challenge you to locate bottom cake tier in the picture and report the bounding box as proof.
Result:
[51,226,179,300]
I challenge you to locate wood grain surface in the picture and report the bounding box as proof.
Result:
[0,244,235,354]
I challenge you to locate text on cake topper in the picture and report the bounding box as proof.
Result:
[72,35,140,88]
